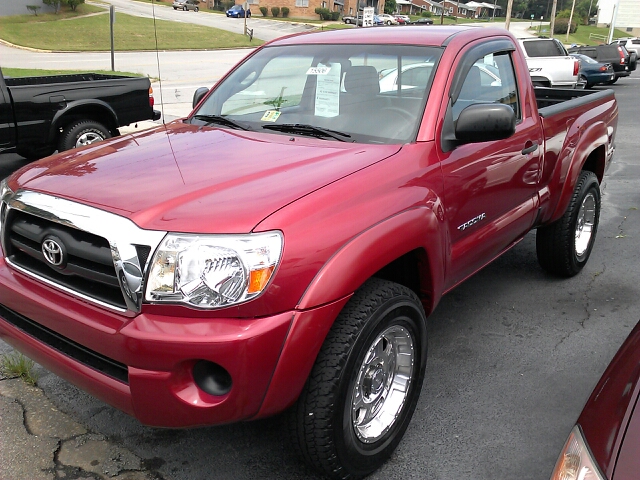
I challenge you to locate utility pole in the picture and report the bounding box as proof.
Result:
[607,0,619,43]
[549,0,558,38]
[566,0,576,43]
[504,0,514,30]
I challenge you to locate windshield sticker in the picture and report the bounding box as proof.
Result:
[315,63,341,118]
[261,110,282,122]
[307,66,331,75]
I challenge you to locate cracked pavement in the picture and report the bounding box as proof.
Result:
[0,375,162,480]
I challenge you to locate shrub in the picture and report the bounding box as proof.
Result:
[221,0,235,10]
[553,17,578,34]
[65,0,85,10]
[331,11,340,20]
[556,9,571,19]
[281,6,289,17]
[315,7,332,20]
[271,6,280,16]
[260,6,268,16]
[421,10,430,17]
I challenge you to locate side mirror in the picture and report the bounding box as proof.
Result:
[192,87,209,109]
[455,103,516,144]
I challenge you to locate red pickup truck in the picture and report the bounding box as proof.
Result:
[0,26,617,479]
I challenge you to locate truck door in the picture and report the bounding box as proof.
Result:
[437,40,544,289]
[0,71,16,152]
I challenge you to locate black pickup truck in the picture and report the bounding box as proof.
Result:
[0,68,161,159]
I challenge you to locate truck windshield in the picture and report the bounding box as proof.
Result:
[190,44,443,144]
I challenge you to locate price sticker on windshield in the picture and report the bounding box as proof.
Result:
[307,66,332,75]
[261,110,281,122]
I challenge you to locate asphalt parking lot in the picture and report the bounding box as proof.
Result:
[0,76,639,480]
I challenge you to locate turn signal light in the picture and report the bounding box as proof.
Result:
[149,87,155,108]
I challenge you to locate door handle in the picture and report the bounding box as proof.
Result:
[522,142,539,155]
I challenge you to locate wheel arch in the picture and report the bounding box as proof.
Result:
[254,207,443,418]
[549,121,608,222]
[297,206,442,314]
[49,101,119,143]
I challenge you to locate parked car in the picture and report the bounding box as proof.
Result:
[611,37,640,55]
[0,26,618,480]
[570,53,615,88]
[0,68,160,159]
[342,15,357,24]
[413,17,434,24]
[619,45,637,71]
[226,4,250,17]
[172,0,199,11]
[550,318,640,480]
[519,38,581,88]
[394,14,411,24]
[569,44,631,84]
[377,13,399,25]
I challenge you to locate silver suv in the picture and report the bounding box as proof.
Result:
[612,38,640,55]
[173,0,199,11]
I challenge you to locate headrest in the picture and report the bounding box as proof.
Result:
[344,65,380,95]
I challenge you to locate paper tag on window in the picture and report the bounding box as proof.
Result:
[315,63,341,118]
[307,66,331,75]
[261,110,281,122]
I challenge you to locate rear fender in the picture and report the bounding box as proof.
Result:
[49,100,119,143]
[549,120,608,222]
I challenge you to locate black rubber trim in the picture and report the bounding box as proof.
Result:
[0,303,129,384]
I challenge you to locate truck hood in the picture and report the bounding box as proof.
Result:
[12,122,401,233]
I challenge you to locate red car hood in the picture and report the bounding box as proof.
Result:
[11,122,401,233]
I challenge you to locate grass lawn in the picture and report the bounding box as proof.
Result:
[565,25,629,45]
[0,4,261,51]
[2,67,145,78]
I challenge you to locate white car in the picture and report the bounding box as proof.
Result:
[377,14,399,25]
[378,62,500,93]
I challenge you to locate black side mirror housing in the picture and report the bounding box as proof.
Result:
[455,103,516,144]
[192,87,210,109]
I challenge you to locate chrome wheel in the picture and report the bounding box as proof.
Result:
[575,192,596,259]
[351,325,414,443]
[75,130,105,147]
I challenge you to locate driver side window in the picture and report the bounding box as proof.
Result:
[452,51,520,122]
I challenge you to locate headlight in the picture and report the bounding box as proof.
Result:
[145,231,283,309]
[550,425,605,480]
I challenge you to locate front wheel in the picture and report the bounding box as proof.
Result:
[59,120,111,152]
[536,171,601,277]
[194,6,198,11]
[288,278,427,479]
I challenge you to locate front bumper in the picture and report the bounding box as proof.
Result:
[0,258,295,427]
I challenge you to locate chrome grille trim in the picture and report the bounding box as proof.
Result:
[1,190,167,316]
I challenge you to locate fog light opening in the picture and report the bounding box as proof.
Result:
[193,360,232,396]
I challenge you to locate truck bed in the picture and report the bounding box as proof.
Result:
[535,87,614,116]
[4,73,136,87]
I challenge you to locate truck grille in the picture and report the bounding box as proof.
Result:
[0,189,167,315]
[4,210,127,309]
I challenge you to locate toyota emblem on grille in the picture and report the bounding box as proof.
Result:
[42,237,65,267]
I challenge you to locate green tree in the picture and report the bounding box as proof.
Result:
[42,0,62,14]
[384,0,397,14]
[65,0,85,11]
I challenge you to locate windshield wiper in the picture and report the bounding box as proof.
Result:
[192,114,251,131]
[262,123,351,142]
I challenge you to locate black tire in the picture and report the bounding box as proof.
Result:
[579,75,588,89]
[247,11,251,17]
[194,6,198,11]
[183,5,187,10]
[605,77,618,85]
[536,171,601,277]
[173,6,177,9]
[59,120,111,152]
[288,278,427,479]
